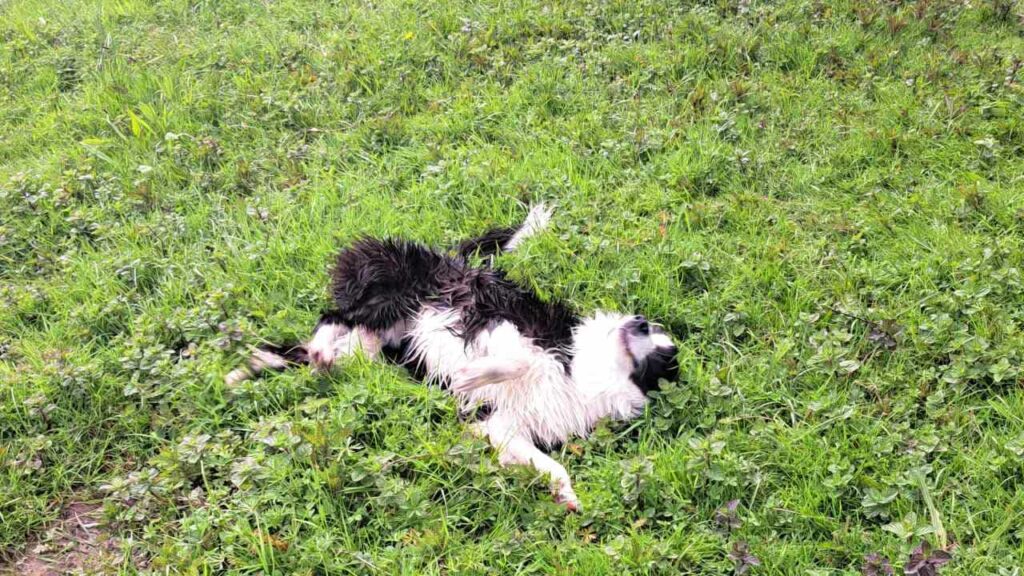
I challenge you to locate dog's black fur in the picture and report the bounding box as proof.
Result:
[630,324,679,392]
[328,235,580,367]
[455,226,517,260]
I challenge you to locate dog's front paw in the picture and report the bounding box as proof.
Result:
[550,476,580,512]
[554,487,581,513]
[308,322,349,369]
[308,343,337,370]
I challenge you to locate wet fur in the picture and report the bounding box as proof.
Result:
[227,205,679,509]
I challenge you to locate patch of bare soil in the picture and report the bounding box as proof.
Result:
[2,501,136,576]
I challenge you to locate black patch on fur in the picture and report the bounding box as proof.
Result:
[330,237,580,366]
[380,337,442,385]
[315,310,348,330]
[444,266,579,366]
[330,238,459,331]
[630,344,679,393]
[379,341,408,369]
[456,227,517,260]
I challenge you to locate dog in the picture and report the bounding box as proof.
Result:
[226,205,679,510]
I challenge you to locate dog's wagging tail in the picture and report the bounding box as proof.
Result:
[226,205,679,510]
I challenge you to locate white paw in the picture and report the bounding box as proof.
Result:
[466,421,488,439]
[224,368,251,386]
[308,322,348,369]
[554,486,581,512]
[308,343,337,369]
[549,474,580,512]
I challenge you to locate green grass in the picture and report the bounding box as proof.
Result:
[2,0,1024,573]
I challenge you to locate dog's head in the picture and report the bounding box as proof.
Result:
[620,315,680,392]
[570,312,679,396]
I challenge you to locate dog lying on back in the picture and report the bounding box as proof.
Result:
[227,205,679,510]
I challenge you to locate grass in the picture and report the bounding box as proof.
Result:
[1,0,1024,573]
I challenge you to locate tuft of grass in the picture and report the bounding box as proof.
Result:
[2,0,1023,573]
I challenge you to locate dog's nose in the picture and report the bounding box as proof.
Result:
[629,315,650,335]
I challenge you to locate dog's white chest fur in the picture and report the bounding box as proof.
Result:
[405,308,646,447]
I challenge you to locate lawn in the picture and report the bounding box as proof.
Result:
[2,0,1024,573]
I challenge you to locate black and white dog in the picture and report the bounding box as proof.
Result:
[227,206,679,510]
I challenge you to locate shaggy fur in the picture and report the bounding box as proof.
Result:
[227,205,679,510]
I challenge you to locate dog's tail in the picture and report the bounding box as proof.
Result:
[456,203,553,260]
[224,342,308,386]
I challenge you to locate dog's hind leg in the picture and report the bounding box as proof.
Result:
[448,357,530,394]
[306,312,355,369]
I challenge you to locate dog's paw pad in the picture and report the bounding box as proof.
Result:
[554,492,581,513]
